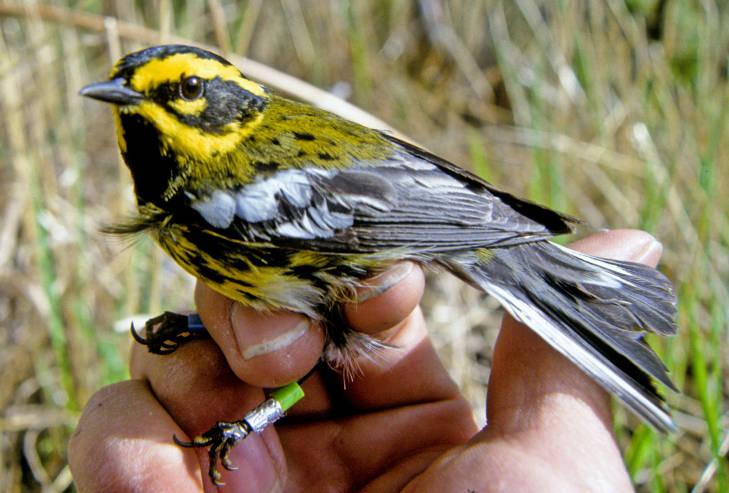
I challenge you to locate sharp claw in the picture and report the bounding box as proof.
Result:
[220,442,238,471]
[210,464,224,486]
[173,434,213,448]
[222,459,238,471]
[129,322,149,345]
[208,442,225,485]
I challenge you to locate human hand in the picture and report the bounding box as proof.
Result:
[69,229,659,492]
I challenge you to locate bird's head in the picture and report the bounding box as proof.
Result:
[80,45,269,202]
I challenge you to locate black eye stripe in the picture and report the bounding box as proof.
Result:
[150,77,259,100]
[148,82,178,100]
[148,77,268,132]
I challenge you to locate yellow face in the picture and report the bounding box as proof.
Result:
[80,45,271,203]
[116,51,268,164]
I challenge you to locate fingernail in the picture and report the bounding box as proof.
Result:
[231,305,312,360]
[241,319,310,360]
[634,238,663,264]
[357,262,414,302]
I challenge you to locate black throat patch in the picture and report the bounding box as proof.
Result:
[119,113,180,207]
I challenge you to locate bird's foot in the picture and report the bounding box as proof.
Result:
[174,395,289,484]
[175,420,251,485]
[131,311,207,354]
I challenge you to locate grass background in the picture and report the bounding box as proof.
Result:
[0,0,727,491]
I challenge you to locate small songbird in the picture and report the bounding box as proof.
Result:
[80,44,677,483]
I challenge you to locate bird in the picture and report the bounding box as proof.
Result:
[80,44,677,483]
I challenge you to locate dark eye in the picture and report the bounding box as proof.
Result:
[180,76,204,100]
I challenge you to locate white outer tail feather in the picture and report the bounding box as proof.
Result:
[487,283,676,431]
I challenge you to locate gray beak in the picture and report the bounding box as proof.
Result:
[79,78,143,105]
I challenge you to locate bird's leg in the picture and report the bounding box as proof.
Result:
[175,419,251,484]
[131,312,208,354]
[175,383,305,485]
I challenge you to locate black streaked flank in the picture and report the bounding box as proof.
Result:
[293,132,316,141]
[251,160,282,171]
[188,253,230,287]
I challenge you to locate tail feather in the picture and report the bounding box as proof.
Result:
[443,241,678,432]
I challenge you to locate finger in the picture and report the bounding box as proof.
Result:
[194,281,325,388]
[192,261,461,415]
[68,380,202,493]
[567,228,663,266]
[281,263,477,485]
[279,397,476,488]
[344,261,424,335]
[332,262,468,412]
[484,229,664,433]
[130,340,287,490]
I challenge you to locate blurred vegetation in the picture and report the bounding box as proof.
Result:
[0,1,727,491]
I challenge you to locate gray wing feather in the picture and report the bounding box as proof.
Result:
[189,150,575,252]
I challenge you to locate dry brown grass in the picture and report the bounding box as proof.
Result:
[1,1,727,491]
